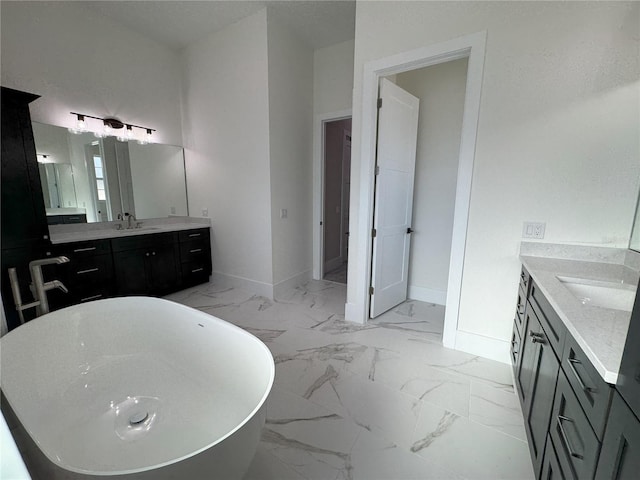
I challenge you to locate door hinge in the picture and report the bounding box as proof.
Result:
[369,286,374,295]
[377,98,382,109]
[375,165,380,175]
[371,228,377,238]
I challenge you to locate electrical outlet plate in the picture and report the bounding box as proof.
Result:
[201,208,208,217]
[280,209,288,219]
[523,222,546,239]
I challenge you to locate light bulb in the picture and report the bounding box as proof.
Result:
[68,114,87,134]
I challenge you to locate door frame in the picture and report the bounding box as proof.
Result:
[346,31,486,349]
[313,109,352,280]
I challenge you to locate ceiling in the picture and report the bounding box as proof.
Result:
[82,1,356,51]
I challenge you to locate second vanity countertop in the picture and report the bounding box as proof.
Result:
[520,254,637,384]
[49,221,211,245]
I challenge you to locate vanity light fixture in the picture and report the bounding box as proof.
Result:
[68,112,155,144]
[68,114,87,134]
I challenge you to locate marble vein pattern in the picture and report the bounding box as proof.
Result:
[166,280,534,480]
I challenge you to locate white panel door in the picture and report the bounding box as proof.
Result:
[370,78,420,318]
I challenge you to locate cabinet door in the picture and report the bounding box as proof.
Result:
[147,244,179,295]
[113,249,150,295]
[595,393,640,480]
[1,90,48,250]
[517,302,538,405]
[541,435,575,480]
[523,315,561,477]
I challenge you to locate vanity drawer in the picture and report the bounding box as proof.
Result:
[181,261,211,287]
[514,284,527,336]
[180,239,210,264]
[510,324,522,372]
[178,228,210,243]
[520,267,531,297]
[562,335,613,439]
[550,370,601,480]
[530,281,566,359]
[52,239,111,258]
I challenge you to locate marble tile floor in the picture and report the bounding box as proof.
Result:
[324,263,348,284]
[165,280,534,480]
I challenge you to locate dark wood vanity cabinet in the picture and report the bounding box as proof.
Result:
[178,228,212,287]
[1,87,51,331]
[112,232,181,296]
[513,266,639,480]
[48,239,115,308]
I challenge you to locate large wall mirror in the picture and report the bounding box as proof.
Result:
[32,122,189,224]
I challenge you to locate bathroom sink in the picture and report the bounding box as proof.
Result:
[557,276,637,312]
[115,226,160,235]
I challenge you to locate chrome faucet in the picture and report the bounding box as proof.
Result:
[29,256,70,316]
[127,213,137,229]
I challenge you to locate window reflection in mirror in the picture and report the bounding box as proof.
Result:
[32,122,189,224]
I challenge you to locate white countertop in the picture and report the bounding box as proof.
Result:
[49,222,210,244]
[520,255,637,384]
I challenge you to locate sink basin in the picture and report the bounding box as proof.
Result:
[115,226,160,234]
[557,276,637,312]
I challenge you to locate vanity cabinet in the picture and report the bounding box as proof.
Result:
[513,265,639,480]
[112,232,181,296]
[49,239,114,307]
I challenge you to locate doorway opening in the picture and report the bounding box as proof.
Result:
[322,118,351,284]
[346,32,486,352]
[367,58,469,342]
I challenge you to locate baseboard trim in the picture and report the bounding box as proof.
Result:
[211,271,274,299]
[407,286,447,305]
[345,301,366,325]
[274,270,312,299]
[454,330,510,365]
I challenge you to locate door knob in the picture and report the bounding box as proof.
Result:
[407,228,414,234]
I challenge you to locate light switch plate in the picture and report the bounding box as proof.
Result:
[523,222,546,239]
[280,209,288,219]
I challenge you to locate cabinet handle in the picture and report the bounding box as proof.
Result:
[192,268,204,273]
[189,248,202,253]
[74,247,96,253]
[80,294,102,302]
[518,305,525,315]
[567,357,596,394]
[77,268,99,275]
[529,331,546,344]
[188,233,201,237]
[557,415,584,459]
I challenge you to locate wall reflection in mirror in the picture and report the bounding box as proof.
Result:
[32,122,188,225]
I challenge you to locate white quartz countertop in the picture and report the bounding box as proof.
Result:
[49,222,210,244]
[520,255,637,384]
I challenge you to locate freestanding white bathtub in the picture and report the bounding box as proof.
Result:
[0,297,275,479]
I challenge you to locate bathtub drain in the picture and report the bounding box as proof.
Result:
[129,411,149,426]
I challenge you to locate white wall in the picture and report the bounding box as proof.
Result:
[267,13,315,290]
[314,39,355,115]
[129,143,188,219]
[0,2,183,146]
[348,2,640,348]
[395,58,468,305]
[181,9,274,291]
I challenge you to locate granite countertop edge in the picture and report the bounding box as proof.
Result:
[520,255,636,384]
